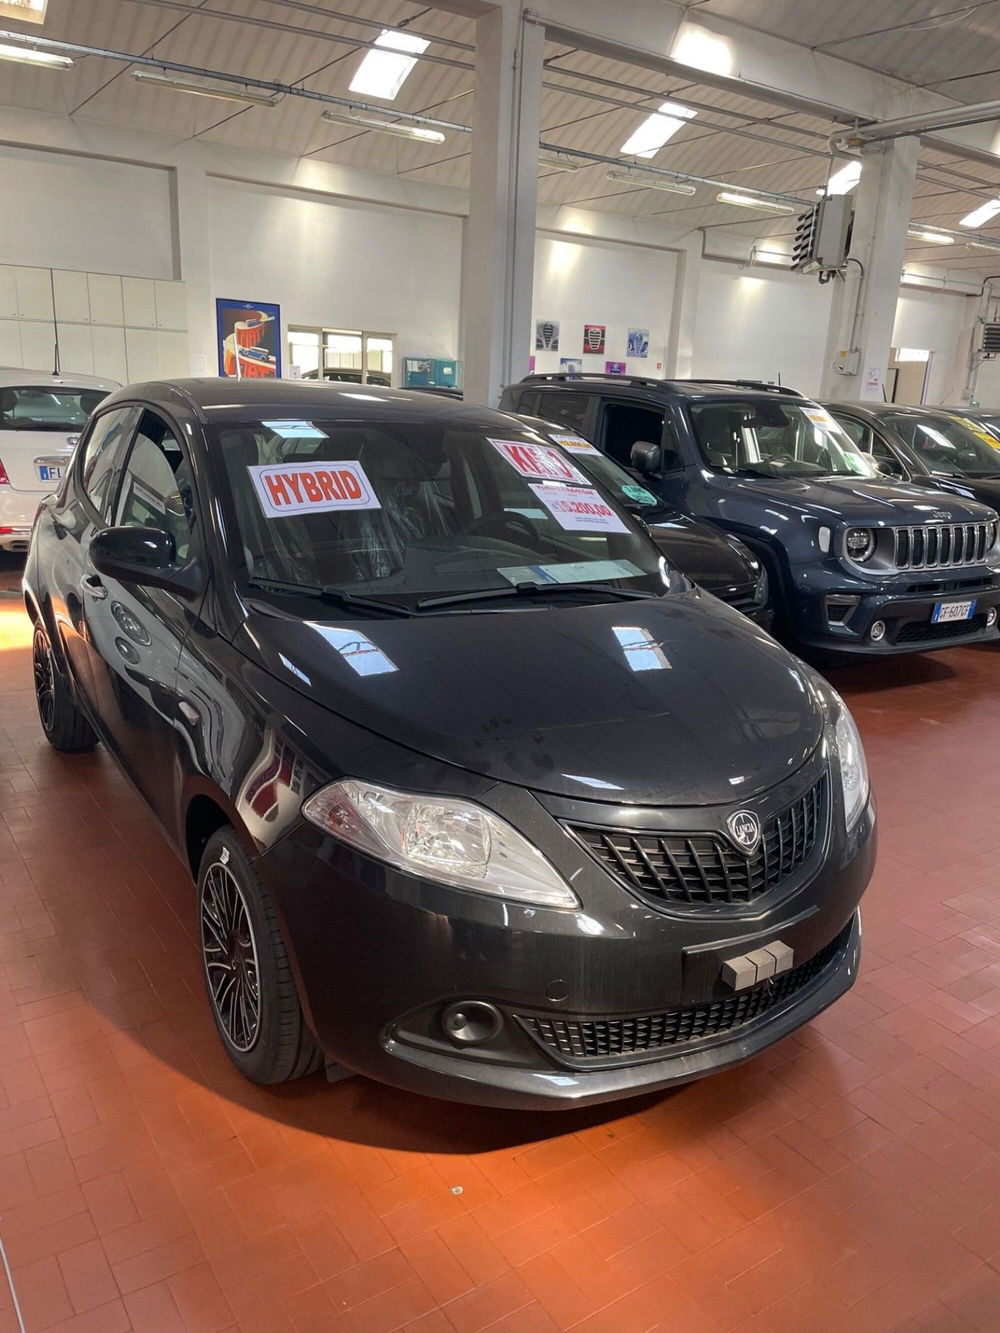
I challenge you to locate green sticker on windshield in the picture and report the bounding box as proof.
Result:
[623,483,658,504]
[842,454,867,474]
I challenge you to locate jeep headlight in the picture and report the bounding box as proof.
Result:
[831,700,870,831]
[302,780,580,909]
[845,527,876,563]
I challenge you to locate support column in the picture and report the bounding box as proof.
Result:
[820,137,919,402]
[664,236,702,378]
[461,8,544,406]
[171,164,215,376]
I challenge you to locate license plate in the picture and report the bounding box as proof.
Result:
[932,600,976,623]
[36,464,62,483]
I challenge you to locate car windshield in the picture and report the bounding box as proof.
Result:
[533,427,668,517]
[689,399,878,479]
[0,385,109,431]
[890,413,1000,477]
[215,418,668,610]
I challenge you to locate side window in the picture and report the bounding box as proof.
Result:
[513,390,540,417]
[832,414,872,451]
[115,411,195,564]
[78,408,137,520]
[601,402,681,472]
[535,391,591,437]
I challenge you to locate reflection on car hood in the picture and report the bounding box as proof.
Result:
[726,474,995,524]
[239,594,824,806]
[646,512,757,595]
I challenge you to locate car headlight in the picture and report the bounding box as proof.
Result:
[832,701,870,831]
[845,527,876,563]
[302,779,580,909]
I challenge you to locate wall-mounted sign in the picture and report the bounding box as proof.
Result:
[583,324,606,355]
[627,329,650,358]
[217,298,281,379]
[605,361,627,376]
[0,0,49,23]
[535,320,560,351]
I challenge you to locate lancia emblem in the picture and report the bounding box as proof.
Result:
[726,809,761,855]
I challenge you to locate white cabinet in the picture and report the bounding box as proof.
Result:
[125,328,161,381]
[157,331,189,377]
[88,274,124,326]
[0,269,18,320]
[15,267,54,321]
[0,320,21,366]
[91,326,128,384]
[154,281,187,331]
[53,270,91,324]
[123,277,156,329]
[58,324,95,376]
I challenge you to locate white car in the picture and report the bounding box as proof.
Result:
[0,368,119,553]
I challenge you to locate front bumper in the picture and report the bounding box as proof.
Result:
[790,566,1000,654]
[260,762,875,1109]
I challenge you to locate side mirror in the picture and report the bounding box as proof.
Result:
[90,526,197,594]
[631,440,662,475]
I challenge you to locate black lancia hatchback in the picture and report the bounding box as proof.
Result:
[24,381,874,1109]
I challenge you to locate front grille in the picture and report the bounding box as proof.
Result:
[893,522,991,570]
[517,928,848,1064]
[571,775,826,908]
[717,586,758,612]
[896,613,988,644]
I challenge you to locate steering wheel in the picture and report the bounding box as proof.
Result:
[466,513,542,549]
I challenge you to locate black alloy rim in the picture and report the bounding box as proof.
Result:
[200,862,261,1052]
[33,630,55,733]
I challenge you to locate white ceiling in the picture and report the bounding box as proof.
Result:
[3,0,1000,274]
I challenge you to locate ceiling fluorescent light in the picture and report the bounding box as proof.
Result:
[716,191,796,215]
[968,238,1000,252]
[620,100,696,159]
[132,70,277,106]
[348,29,428,102]
[539,151,583,173]
[321,107,445,143]
[816,160,861,197]
[606,167,696,195]
[0,41,71,69]
[907,227,954,245]
[959,198,1000,228]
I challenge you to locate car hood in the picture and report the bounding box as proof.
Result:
[933,475,1000,512]
[238,594,825,806]
[727,474,994,524]
[646,512,757,595]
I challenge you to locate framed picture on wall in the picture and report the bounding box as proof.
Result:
[536,320,560,351]
[627,329,650,358]
[583,324,606,355]
[217,298,281,378]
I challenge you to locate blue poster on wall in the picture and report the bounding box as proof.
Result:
[217,298,281,378]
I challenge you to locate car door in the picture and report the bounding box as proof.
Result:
[595,398,687,505]
[79,407,204,821]
[49,405,140,702]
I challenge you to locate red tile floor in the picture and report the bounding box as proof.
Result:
[2,555,1000,1333]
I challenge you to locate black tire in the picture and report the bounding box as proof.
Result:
[32,623,99,753]
[197,828,321,1084]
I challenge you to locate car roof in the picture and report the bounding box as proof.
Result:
[98,377,533,431]
[824,402,972,419]
[0,366,120,391]
[513,373,804,401]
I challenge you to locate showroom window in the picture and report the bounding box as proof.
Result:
[115,411,195,562]
[288,327,395,385]
[79,407,138,521]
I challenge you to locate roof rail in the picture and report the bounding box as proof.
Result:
[671,378,804,397]
[516,372,667,389]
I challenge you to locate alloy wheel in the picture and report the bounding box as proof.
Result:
[32,629,55,734]
[200,861,262,1052]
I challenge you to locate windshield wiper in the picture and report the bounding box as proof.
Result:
[246,578,413,617]
[416,582,658,611]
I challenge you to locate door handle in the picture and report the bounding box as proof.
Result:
[82,574,108,600]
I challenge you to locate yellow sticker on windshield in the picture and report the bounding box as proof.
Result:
[805,409,835,427]
[954,417,1000,449]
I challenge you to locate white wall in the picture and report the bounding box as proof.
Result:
[892,288,973,405]
[531,234,676,376]
[692,260,832,396]
[207,179,463,370]
[0,145,175,280]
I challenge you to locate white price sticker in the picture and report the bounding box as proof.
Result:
[530,483,629,534]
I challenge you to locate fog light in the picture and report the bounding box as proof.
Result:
[989,607,998,628]
[870,620,886,642]
[441,1001,503,1047]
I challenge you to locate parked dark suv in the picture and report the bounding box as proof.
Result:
[501,374,1000,654]
[25,380,873,1109]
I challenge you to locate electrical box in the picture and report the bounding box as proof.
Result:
[833,348,861,376]
[403,357,462,389]
[792,196,853,275]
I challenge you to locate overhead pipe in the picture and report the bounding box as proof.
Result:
[833,99,1000,150]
